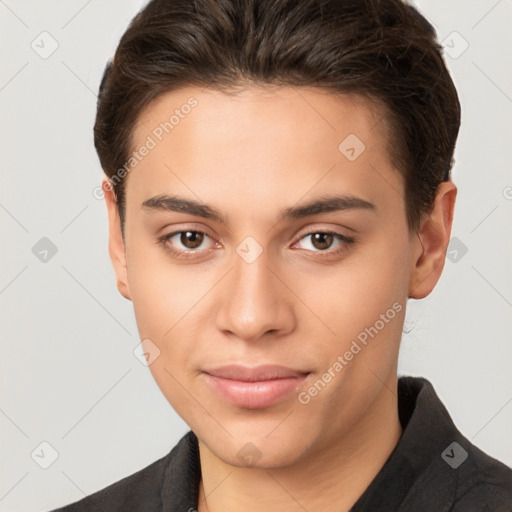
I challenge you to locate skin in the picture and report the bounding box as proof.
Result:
[103,85,456,512]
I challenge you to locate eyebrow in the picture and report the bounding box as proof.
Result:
[141,193,376,223]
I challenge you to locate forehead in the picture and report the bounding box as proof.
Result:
[126,85,402,224]
[132,85,388,151]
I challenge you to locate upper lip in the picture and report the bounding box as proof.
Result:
[203,364,310,382]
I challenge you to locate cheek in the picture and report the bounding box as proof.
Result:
[125,236,204,337]
[127,268,174,339]
[299,235,409,366]
[316,238,407,321]
[125,256,202,411]
[125,242,216,391]
[126,222,410,359]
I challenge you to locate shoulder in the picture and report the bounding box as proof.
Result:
[47,432,193,512]
[449,443,512,512]
[394,426,512,511]
[49,454,169,512]
[394,377,512,511]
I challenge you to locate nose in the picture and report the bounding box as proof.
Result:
[214,248,296,343]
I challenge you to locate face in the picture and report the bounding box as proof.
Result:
[105,85,449,468]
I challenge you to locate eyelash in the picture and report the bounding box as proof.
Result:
[157,229,355,260]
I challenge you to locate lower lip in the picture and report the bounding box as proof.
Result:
[202,373,309,409]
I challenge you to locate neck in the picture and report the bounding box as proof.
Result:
[197,374,403,512]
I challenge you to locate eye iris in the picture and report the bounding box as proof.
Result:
[181,231,203,249]
[311,233,333,250]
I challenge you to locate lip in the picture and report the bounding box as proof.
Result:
[202,364,310,409]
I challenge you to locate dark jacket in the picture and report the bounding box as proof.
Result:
[50,376,512,511]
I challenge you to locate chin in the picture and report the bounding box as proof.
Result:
[204,428,314,470]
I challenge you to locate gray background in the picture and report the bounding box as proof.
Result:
[1,1,511,510]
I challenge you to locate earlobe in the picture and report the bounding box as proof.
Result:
[102,179,132,301]
[408,181,457,299]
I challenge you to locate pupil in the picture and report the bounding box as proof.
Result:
[181,231,203,249]
[312,233,333,250]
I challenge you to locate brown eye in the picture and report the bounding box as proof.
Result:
[158,229,217,259]
[294,230,355,258]
[180,231,204,249]
[310,232,335,251]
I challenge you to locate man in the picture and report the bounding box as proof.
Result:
[51,0,512,510]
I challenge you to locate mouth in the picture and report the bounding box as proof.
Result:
[201,364,311,409]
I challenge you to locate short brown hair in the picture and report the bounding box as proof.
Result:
[94,0,461,236]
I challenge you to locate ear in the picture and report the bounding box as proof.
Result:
[408,180,457,299]
[103,179,131,301]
